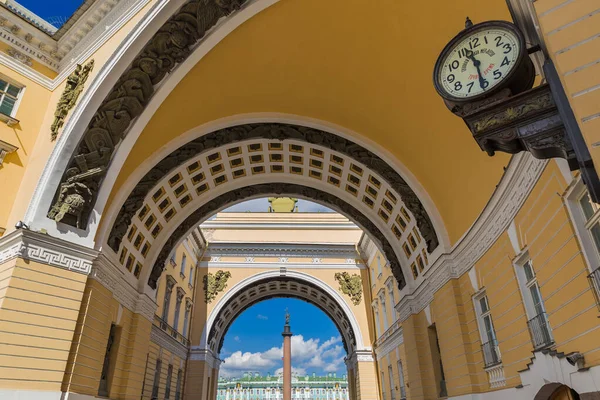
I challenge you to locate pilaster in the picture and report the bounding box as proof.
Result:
[186,348,220,399]
[345,349,378,400]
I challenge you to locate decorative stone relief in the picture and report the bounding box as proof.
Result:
[50,60,95,141]
[334,272,363,306]
[48,0,247,230]
[5,47,32,66]
[203,270,232,303]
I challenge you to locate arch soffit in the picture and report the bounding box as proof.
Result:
[26,0,449,257]
[24,0,281,243]
[200,270,367,354]
[104,128,438,292]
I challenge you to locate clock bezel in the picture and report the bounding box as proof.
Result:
[433,20,528,103]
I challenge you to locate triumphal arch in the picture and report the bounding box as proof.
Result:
[1,0,600,399]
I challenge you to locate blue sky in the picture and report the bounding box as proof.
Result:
[16,0,84,28]
[219,298,347,379]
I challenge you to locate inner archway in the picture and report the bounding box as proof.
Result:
[217,297,351,399]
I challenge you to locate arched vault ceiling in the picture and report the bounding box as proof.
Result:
[106,0,512,244]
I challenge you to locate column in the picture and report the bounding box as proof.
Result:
[345,350,378,400]
[282,312,293,400]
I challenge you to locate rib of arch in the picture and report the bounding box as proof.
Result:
[200,270,367,356]
[41,0,441,273]
[102,124,447,293]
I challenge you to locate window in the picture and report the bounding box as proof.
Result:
[173,292,183,332]
[516,259,554,349]
[380,296,389,330]
[0,78,22,117]
[165,364,173,400]
[398,360,406,399]
[189,266,194,286]
[162,279,175,323]
[183,302,191,338]
[575,191,600,307]
[388,365,395,400]
[474,293,501,367]
[180,254,187,276]
[152,358,162,399]
[386,280,398,322]
[377,255,382,277]
[380,371,386,400]
[98,324,117,397]
[373,305,381,336]
[370,266,376,287]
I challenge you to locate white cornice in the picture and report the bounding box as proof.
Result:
[375,324,403,361]
[151,322,189,360]
[396,153,547,321]
[0,228,97,273]
[0,0,150,89]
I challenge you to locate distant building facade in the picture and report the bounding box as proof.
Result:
[217,373,350,400]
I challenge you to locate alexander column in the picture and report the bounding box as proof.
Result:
[282,309,293,400]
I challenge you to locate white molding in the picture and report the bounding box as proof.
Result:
[151,321,188,360]
[375,324,403,361]
[200,270,367,351]
[396,154,547,321]
[202,262,364,270]
[89,253,157,321]
[189,347,219,368]
[0,229,97,274]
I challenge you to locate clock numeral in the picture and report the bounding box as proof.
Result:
[494,36,504,47]
[483,36,488,45]
[481,80,489,89]
[469,37,480,49]
[447,74,455,83]
[454,81,462,91]
[493,69,502,80]
[467,82,474,93]
[503,43,512,54]
[448,60,459,72]
[501,56,510,67]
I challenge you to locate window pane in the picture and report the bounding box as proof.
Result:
[0,96,15,115]
[580,193,595,220]
[483,315,495,342]
[530,285,544,315]
[523,261,535,282]
[590,223,600,254]
[479,297,488,314]
[6,84,20,97]
[0,80,7,91]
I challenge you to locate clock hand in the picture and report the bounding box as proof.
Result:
[465,50,487,90]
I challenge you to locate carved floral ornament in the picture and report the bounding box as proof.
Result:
[203,270,231,303]
[335,272,363,306]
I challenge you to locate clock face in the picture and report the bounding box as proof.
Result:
[437,26,521,100]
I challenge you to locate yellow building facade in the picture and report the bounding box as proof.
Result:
[0,0,599,399]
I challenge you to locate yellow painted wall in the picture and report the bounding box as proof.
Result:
[102,0,517,246]
[155,242,197,333]
[0,65,51,233]
[0,258,86,391]
[533,0,600,182]
[4,0,157,231]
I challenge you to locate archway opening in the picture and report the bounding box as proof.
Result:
[217,298,350,400]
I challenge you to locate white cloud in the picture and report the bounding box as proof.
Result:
[220,335,344,378]
[257,314,268,320]
[233,336,241,342]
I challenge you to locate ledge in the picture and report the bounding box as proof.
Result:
[0,114,18,127]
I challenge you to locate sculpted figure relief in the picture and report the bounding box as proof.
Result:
[51,60,95,141]
[48,0,247,229]
[334,272,363,306]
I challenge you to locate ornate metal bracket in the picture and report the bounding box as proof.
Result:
[453,61,600,202]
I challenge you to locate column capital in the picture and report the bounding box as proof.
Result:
[345,348,375,369]
[189,347,220,369]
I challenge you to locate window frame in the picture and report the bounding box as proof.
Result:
[0,75,24,119]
